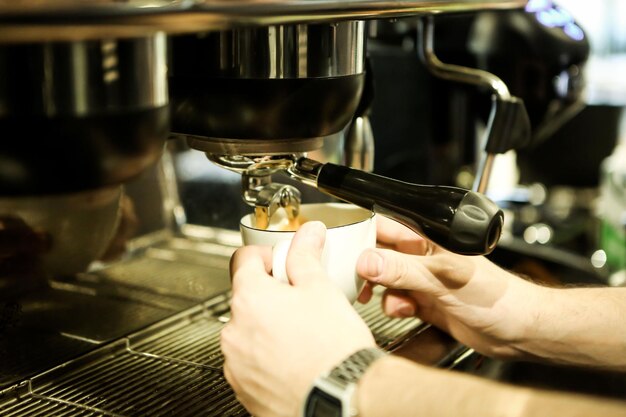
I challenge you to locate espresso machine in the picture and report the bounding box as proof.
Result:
[168,17,508,255]
[6,1,622,416]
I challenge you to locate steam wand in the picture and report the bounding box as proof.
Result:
[418,16,531,194]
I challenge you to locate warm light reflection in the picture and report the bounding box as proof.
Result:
[590,249,608,269]
[523,224,552,245]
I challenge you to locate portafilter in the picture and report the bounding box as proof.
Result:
[209,154,503,256]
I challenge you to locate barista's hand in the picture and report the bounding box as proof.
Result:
[356,216,547,359]
[222,222,375,417]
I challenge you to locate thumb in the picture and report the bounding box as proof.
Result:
[285,221,327,286]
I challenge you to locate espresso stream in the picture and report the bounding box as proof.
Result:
[255,209,308,231]
[279,215,308,231]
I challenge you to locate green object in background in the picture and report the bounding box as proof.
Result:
[601,220,626,271]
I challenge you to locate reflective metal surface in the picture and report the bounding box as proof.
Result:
[0,0,181,15]
[0,34,169,195]
[187,136,324,154]
[171,73,363,143]
[0,0,527,19]
[170,21,365,145]
[185,21,364,79]
[0,0,527,42]
[418,16,506,194]
[418,16,530,195]
[240,175,301,229]
[345,115,375,171]
[0,34,167,117]
[206,154,300,175]
[170,21,366,144]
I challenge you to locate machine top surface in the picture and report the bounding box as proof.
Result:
[0,0,526,42]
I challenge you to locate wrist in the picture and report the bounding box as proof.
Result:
[357,355,532,417]
[506,281,559,360]
[511,286,626,368]
[479,264,553,360]
[354,355,397,417]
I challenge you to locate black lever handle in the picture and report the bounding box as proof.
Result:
[311,163,504,255]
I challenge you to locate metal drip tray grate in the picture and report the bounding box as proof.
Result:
[32,352,242,417]
[1,291,422,417]
[128,313,227,370]
[0,398,101,417]
[356,298,421,349]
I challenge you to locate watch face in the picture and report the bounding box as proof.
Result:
[305,387,342,417]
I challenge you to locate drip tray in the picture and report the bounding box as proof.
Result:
[0,237,234,388]
[0,286,182,388]
[1,291,423,416]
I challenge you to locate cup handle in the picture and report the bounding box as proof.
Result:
[272,240,291,284]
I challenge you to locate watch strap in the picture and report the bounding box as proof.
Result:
[327,347,388,386]
[302,347,388,417]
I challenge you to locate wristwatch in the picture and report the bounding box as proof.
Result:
[301,347,388,417]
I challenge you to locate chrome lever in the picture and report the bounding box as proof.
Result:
[418,16,531,194]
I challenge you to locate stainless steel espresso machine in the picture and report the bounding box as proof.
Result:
[169,17,506,255]
[7,1,622,416]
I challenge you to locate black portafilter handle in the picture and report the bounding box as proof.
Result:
[291,159,504,256]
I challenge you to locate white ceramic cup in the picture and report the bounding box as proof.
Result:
[240,203,376,303]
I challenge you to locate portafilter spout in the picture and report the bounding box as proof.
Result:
[242,173,301,230]
[206,154,302,230]
[289,157,503,256]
